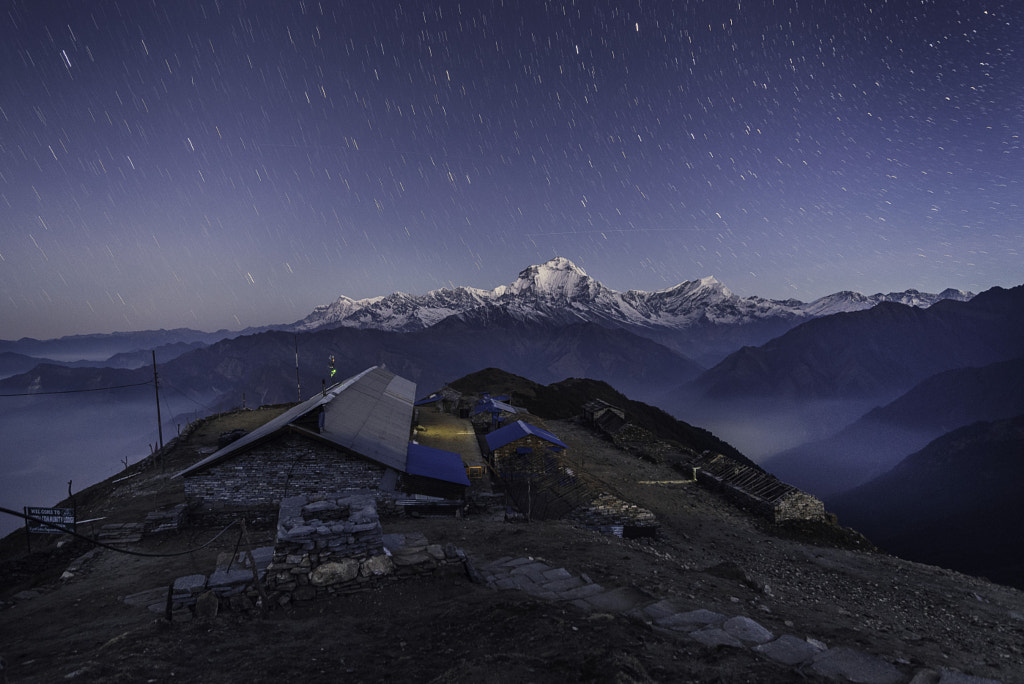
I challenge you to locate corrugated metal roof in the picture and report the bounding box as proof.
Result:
[321,369,414,471]
[174,366,413,477]
[484,420,568,452]
[406,443,470,486]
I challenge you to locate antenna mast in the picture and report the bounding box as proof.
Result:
[152,350,164,467]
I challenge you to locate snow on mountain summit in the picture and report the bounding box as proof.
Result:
[508,257,602,300]
[291,258,972,335]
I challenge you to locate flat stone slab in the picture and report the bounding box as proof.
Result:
[811,647,902,684]
[173,574,207,594]
[509,562,553,577]
[640,598,690,621]
[722,616,774,644]
[541,577,585,593]
[580,586,649,613]
[754,635,827,665]
[494,577,521,591]
[689,627,744,648]
[208,568,254,588]
[556,582,607,601]
[655,608,726,632]
[542,567,574,582]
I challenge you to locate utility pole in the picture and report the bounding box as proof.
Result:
[152,350,164,469]
[295,334,301,401]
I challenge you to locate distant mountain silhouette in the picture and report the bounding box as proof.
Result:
[0,316,701,414]
[691,285,1024,403]
[828,414,1024,589]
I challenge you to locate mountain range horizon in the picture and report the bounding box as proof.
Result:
[1,257,1021,590]
[2,256,975,347]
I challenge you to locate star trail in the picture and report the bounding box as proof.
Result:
[2,1,1021,339]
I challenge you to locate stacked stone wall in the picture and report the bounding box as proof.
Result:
[266,492,394,603]
[567,492,659,538]
[184,432,387,510]
[772,491,826,523]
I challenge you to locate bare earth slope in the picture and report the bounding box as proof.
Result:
[1,410,1023,683]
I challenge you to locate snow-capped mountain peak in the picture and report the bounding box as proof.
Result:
[507,257,596,299]
[291,258,973,343]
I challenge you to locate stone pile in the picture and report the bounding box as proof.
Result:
[265,492,396,603]
[383,532,469,577]
[143,503,188,535]
[568,492,660,538]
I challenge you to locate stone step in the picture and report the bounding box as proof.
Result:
[470,555,1001,684]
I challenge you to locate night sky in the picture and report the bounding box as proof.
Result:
[2,1,1021,340]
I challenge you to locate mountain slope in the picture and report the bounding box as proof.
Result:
[691,285,1024,403]
[761,357,1024,497]
[829,414,1024,589]
[448,368,751,468]
[0,316,701,420]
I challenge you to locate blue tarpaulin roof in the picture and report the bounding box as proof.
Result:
[485,420,568,452]
[406,443,470,486]
[471,398,518,416]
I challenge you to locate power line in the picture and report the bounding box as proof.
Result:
[0,380,153,398]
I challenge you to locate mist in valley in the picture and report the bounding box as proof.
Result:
[0,388,211,538]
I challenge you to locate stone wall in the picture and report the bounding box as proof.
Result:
[264,492,467,605]
[265,492,394,603]
[567,492,660,538]
[772,491,826,524]
[183,432,388,511]
[692,452,826,524]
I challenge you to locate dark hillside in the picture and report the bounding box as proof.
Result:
[763,356,1024,499]
[829,414,1024,589]
[691,285,1024,403]
[2,375,1023,683]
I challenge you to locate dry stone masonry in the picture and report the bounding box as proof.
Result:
[567,492,659,538]
[266,492,393,603]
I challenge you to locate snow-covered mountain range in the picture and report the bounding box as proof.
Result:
[292,256,973,336]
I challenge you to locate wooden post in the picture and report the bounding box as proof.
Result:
[152,351,164,470]
[239,519,270,616]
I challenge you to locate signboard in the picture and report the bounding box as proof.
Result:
[24,507,75,535]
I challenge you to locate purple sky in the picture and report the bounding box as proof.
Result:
[2,1,1021,340]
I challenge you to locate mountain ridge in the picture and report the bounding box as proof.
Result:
[690,285,1024,403]
[292,257,972,340]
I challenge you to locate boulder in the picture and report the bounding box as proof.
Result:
[360,555,395,577]
[310,559,360,586]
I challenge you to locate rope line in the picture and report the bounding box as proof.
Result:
[0,506,240,558]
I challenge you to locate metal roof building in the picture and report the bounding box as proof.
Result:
[485,420,568,452]
[176,367,469,507]
[175,366,416,478]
